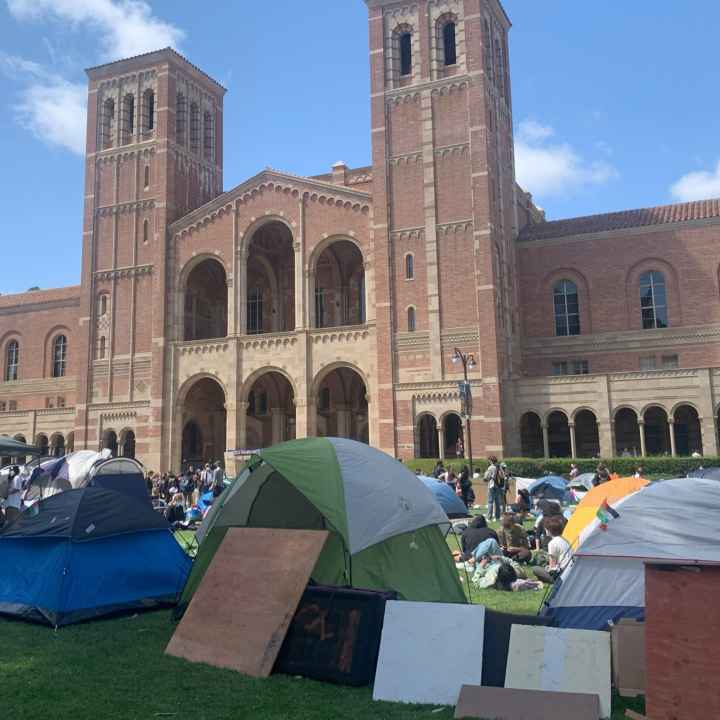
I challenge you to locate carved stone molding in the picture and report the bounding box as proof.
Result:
[177,340,230,356]
[95,265,153,281]
[96,200,156,217]
[311,328,371,345]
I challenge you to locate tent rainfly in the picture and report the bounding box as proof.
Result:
[180,438,466,612]
[0,436,40,457]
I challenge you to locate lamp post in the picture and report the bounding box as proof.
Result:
[452,348,476,479]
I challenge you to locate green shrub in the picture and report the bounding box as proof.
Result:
[406,456,716,479]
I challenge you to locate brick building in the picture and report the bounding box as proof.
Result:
[2,0,720,471]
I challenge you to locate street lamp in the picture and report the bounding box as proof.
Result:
[452,348,476,479]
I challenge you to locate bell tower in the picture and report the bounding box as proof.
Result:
[74,49,226,469]
[366,0,519,458]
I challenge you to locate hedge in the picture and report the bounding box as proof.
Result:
[406,456,718,479]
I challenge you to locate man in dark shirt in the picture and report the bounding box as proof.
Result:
[497,512,531,562]
[460,515,498,561]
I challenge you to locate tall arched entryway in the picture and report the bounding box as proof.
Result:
[120,429,136,459]
[547,411,571,457]
[644,406,670,455]
[50,433,65,458]
[316,366,368,443]
[101,429,118,457]
[181,377,227,467]
[673,405,702,456]
[615,408,641,456]
[443,413,464,459]
[245,371,296,449]
[36,434,49,457]
[313,240,365,328]
[520,412,544,458]
[183,258,228,341]
[246,221,295,334]
[417,414,439,459]
[574,410,600,458]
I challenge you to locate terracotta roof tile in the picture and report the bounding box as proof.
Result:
[518,197,720,242]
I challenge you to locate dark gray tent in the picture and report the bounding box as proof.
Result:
[0,436,40,457]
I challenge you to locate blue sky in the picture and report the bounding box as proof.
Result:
[1,0,719,295]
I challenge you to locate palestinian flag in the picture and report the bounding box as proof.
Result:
[596,499,620,531]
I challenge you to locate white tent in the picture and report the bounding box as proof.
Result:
[543,478,720,629]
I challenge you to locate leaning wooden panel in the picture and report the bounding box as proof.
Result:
[166,528,328,677]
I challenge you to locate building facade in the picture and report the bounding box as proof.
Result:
[2,0,720,471]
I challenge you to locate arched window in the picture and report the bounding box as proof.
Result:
[494,35,505,98]
[143,218,150,244]
[98,293,108,316]
[405,253,414,280]
[407,306,416,332]
[400,32,413,76]
[144,165,150,189]
[5,341,19,382]
[142,89,155,133]
[52,335,67,378]
[553,280,580,336]
[97,336,106,360]
[640,270,668,329]
[101,98,115,149]
[190,103,200,152]
[203,110,214,161]
[482,19,493,82]
[176,92,186,145]
[443,21,457,66]
[121,94,134,144]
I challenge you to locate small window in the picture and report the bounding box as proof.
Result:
[640,355,657,371]
[8,400,16,411]
[5,341,19,382]
[101,98,115,150]
[143,219,150,244]
[52,335,67,378]
[553,279,580,337]
[144,165,150,189]
[176,93,186,145]
[45,397,54,409]
[405,254,414,280]
[552,360,588,376]
[98,294,108,316]
[97,336,106,360]
[640,270,668,329]
[573,360,589,375]
[0,401,6,412]
[142,89,155,133]
[662,354,679,369]
[400,32,412,76]
[552,361,568,376]
[443,22,457,66]
[407,306,416,332]
[121,94,135,144]
[57,396,66,408]
[482,19,493,82]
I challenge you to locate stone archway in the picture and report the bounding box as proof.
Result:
[417,414,439,459]
[50,433,66,458]
[673,405,702,456]
[101,429,118,457]
[180,377,227,468]
[246,221,295,334]
[443,413,464,459]
[615,408,641,456]
[644,406,670,456]
[316,366,368,443]
[313,239,365,328]
[547,411,571,458]
[35,434,49,457]
[183,258,228,341]
[574,409,600,458]
[120,429,136,459]
[520,412,543,458]
[244,371,296,449]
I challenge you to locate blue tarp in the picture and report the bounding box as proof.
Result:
[0,487,191,626]
[419,476,469,518]
[528,475,569,501]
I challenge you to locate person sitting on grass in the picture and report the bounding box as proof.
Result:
[467,537,543,592]
[164,493,186,526]
[533,516,573,584]
[459,515,498,561]
[497,511,532,562]
[510,489,532,521]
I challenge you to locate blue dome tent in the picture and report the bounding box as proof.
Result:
[419,476,470,518]
[0,487,191,627]
[528,475,569,502]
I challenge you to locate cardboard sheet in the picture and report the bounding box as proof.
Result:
[373,601,485,706]
[505,625,611,719]
[611,619,645,697]
[455,685,600,720]
[165,527,328,677]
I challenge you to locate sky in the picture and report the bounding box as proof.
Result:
[1,0,719,296]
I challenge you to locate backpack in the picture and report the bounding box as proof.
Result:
[495,468,507,490]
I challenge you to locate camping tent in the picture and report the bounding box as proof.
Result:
[0,436,40,458]
[419,476,470,518]
[688,467,720,481]
[570,473,595,491]
[563,476,649,548]
[181,438,466,611]
[528,475,568,501]
[542,478,720,630]
[0,487,191,626]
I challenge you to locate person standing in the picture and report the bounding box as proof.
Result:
[484,456,502,521]
[212,462,225,497]
[200,463,213,494]
[3,466,23,526]
[180,465,195,507]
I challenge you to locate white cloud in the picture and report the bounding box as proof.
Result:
[670,161,720,202]
[6,0,184,60]
[0,52,86,155]
[514,119,617,198]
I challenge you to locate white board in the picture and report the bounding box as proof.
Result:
[505,625,611,719]
[373,601,485,706]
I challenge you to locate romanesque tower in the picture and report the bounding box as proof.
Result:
[73,49,226,469]
[366,0,518,459]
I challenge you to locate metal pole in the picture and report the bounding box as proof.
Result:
[464,357,474,480]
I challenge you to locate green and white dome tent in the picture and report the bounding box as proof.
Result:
[179,437,466,610]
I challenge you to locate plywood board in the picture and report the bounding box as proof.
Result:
[611,619,645,697]
[166,527,328,677]
[505,625,611,719]
[373,601,485,706]
[454,684,600,720]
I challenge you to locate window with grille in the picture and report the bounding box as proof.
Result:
[5,341,18,382]
[142,89,155,133]
[405,254,414,279]
[640,270,668,329]
[443,21,457,66]
[553,280,580,336]
[176,93,186,144]
[190,103,200,152]
[400,32,412,76]
[52,335,67,378]
[407,306,416,332]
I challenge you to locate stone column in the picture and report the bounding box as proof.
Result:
[639,420,647,457]
[236,401,248,452]
[437,427,445,460]
[668,419,677,457]
[271,408,285,445]
[306,269,316,329]
[569,422,577,459]
[607,421,616,458]
[295,398,315,439]
[542,423,550,459]
[238,248,248,334]
[701,415,719,457]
